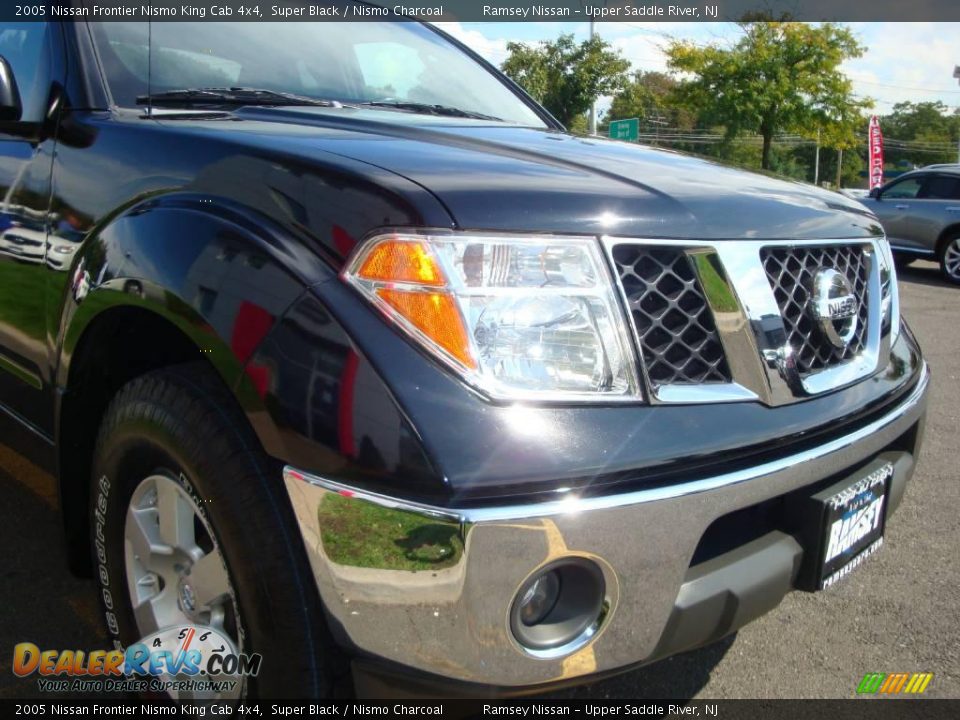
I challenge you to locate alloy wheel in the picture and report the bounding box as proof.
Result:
[123,473,244,699]
[944,238,960,281]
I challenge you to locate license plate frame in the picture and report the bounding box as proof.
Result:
[795,460,893,591]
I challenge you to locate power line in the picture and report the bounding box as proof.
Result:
[854,79,960,95]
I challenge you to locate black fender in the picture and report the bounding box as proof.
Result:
[54,192,445,548]
[56,192,327,397]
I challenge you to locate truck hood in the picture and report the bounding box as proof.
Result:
[223,107,884,240]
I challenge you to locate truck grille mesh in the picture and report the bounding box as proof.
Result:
[612,245,731,385]
[761,245,870,375]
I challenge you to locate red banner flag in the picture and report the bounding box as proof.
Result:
[868,116,885,190]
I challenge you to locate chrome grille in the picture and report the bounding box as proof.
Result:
[611,245,731,384]
[760,245,870,375]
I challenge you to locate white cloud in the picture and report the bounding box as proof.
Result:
[431,22,512,65]
[843,23,960,111]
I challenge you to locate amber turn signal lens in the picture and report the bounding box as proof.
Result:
[376,288,476,369]
[358,240,445,286]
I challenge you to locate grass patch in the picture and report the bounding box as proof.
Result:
[318,492,462,572]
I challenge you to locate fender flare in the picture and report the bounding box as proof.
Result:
[55,191,335,450]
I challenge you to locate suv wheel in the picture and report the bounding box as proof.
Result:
[90,363,347,698]
[940,234,960,285]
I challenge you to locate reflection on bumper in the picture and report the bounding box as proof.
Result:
[282,364,929,687]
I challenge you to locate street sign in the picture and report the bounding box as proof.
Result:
[609,118,639,142]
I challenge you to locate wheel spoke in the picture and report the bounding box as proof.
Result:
[190,551,231,610]
[156,480,197,553]
[944,241,960,279]
[127,506,172,562]
[132,595,164,637]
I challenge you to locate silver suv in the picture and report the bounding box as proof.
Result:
[859,165,960,284]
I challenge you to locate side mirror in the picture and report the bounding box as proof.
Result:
[0,56,22,123]
[869,187,881,200]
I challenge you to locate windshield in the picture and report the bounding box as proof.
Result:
[88,19,547,127]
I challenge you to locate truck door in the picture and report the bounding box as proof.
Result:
[0,22,60,434]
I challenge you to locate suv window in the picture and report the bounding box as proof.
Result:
[0,23,53,124]
[883,177,924,199]
[919,175,960,200]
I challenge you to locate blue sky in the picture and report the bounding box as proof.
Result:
[436,22,960,120]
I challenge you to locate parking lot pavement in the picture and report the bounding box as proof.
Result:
[0,261,956,700]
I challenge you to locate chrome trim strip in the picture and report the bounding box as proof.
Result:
[655,382,759,404]
[285,362,928,525]
[889,245,935,257]
[686,248,766,403]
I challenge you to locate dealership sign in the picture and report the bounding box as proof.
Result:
[868,116,885,190]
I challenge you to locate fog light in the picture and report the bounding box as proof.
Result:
[510,559,606,656]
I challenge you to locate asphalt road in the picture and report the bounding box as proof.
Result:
[0,260,956,700]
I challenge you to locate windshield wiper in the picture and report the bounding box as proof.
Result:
[361,101,502,121]
[136,88,344,109]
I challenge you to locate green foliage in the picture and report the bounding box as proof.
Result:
[567,113,589,134]
[504,23,955,185]
[880,101,960,167]
[501,34,630,128]
[608,70,695,132]
[666,22,870,169]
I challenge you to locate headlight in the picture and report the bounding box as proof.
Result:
[875,237,901,346]
[342,232,641,401]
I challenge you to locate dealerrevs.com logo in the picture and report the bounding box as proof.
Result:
[13,624,260,697]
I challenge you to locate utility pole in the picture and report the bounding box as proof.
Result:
[954,67,959,162]
[586,2,610,136]
[588,19,596,136]
[646,114,668,146]
[814,128,820,186]
[836,148,843,189]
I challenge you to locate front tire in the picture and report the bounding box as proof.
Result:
[90,363,346,698]
[939,233,960,285]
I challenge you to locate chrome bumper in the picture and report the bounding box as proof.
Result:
[282,364,929,688]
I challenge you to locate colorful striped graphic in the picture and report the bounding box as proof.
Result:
[857,672,934,695]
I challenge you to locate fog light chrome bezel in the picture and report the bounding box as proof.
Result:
[509,558,608,659]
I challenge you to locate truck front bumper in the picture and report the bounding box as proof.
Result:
[282,363,929,690]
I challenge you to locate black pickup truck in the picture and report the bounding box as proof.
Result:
[0,12,929,699]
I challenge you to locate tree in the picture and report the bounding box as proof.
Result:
[666,22,870,170]
[880,101,960,167]
[501,34,629,129]
[608,71,696,133]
